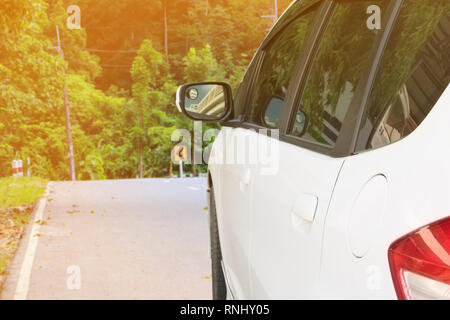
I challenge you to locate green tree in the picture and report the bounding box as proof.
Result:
[130,40,174,178]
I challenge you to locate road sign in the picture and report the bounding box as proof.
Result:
[12,160,23,178]
[172,145,188,162]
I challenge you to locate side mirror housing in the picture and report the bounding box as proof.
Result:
[176,82,233,122]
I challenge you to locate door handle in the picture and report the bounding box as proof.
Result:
[291,194,318,224]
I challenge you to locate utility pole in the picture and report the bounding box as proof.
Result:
[274,0,278,20]
[56,25,76,181]
[179,160,184,178]
[139,105,144,179]
[262,0,279,27]
[164,5,169,63]
[205,0,209,16]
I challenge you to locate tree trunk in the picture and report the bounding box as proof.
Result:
[139,139,143,178]
[139,104,144,179]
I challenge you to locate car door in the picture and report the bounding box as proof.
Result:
[209,0,322,299]
[248,0,393,299]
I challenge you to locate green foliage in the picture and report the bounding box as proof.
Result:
[0,253,8,275]
[183,45,226,82]
[0,177,48,208]
[0,0,66,178]
[1,0,292,180]
[46,0,102,81]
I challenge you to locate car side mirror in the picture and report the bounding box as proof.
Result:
[263,96,284,128]
[176,82,233,122]
[292,109,308,137]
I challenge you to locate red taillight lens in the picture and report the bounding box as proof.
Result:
[388,217,450,300]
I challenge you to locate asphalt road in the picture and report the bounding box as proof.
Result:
[1,178,212,300]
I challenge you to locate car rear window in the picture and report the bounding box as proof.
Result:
[356,1,450,152]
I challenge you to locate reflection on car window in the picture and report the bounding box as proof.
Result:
[233,60,256,119]
[263,96,284,127]
[246,7,318,128]
[290,0,390,147]
[357,1,450,152]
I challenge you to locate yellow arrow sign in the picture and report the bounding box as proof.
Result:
[172,145,188,162]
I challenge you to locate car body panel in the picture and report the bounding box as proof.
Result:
[208,126,257,299]
[320,87,450,299]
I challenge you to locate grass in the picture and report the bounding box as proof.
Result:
[0,177,48,284]
[0,177,48,209]
[0,254,8,274]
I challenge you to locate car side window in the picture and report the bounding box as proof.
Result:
[245,5,318,128]
[356,1,450,152]
[288,0,390,148]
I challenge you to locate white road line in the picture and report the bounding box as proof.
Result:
[13,183,51,300]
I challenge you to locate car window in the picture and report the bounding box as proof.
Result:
[245,5,318,128]
[356,1,450,152]
[289,0,390,148]
[232,59,257,120]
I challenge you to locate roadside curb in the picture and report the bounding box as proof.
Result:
[0,182,52,300]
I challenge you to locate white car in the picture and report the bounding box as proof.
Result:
[176,0,449,300]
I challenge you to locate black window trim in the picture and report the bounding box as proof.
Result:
[349,0,404,156]
[354,0,450,155]
[259,0,324,52]
[280,0,336,156]
[283,0,403,158]
[222,0,326,129]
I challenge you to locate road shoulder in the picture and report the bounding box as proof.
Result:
[1,183,51,300]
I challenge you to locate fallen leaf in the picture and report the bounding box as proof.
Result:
[47,198,53,202]
[203,275,211,279]
[34,233,41,237]
[203,206,209,211]
[66,209,79,214]
[90,210,95,214]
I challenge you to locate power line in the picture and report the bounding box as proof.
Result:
[65,41,187,54]
[71,47,138,53]
[100,64,133,68]
[86,48,139,53]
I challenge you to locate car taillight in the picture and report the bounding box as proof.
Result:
[388,217,450,300]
